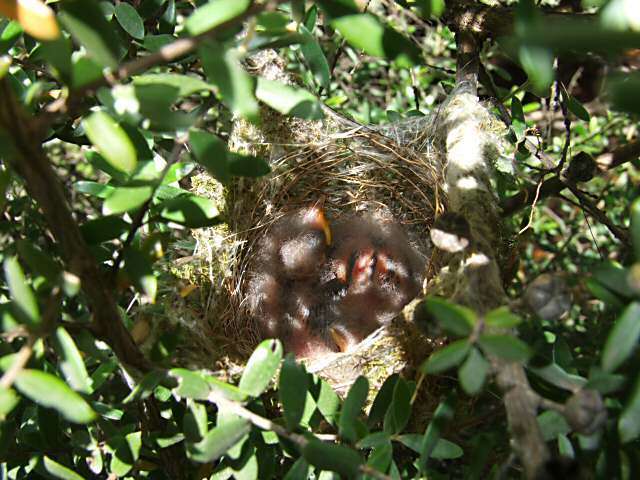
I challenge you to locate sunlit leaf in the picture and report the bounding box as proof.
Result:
[421,340,470,374]
[602,302,640,372]
[52,327,92,394]
[14,369,96,423]
[114,2,144,39]
[83,111,138,175]
[256,78,323,120]
[4,256,40,327]
[239,339,283,397]
[187,417,251,463]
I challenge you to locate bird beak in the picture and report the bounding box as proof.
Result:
[307,197,332,245]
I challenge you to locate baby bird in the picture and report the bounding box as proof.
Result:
[247,200,334,356]
[327,216,424,349]
[248,206,425,359]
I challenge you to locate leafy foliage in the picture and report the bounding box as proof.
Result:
[0,0,639,479]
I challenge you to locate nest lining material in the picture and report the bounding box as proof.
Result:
[170,60,506,390]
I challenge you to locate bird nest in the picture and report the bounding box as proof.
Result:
[161,52,505,395]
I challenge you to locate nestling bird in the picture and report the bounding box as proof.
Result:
[247,204,424,359]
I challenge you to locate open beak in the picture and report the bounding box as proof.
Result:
[307,196,332,246]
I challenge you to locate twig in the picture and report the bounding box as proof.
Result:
[110,137,188,281]
[0,335,36,389]
[500,140,640,216]
[43,0,283,118]
[517,177,546,235]
[207,390,392,480]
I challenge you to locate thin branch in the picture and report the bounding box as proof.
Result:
[500,140,640,216]
[207,390,392,480]
[43,0,282,119]
[110,137,187,281]
[0,335,35,389]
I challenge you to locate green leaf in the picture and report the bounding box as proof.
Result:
[256,78,323,120]
[478,335,532,362]
[199,42,260,123]
[0,21,23,55]
[458,347,489,395]
[80,216,130,244]
[169,369,211,400]
[331,13,421,66]
[357,431,392,449]
[188,417,251,463]
[284,458,310,480]
[592,261,634,298]
[59,0,120,69]
[123,248,157,302]
[367,440,392,473]
[302,439,362,478]
[631,198,640,261]
[205,376,247,402]
[566,93,590,121]
[159,194,221,228]
[52,327,92,394]
[418,395,455,471]
[421,339,470,374]
[383,377,412,434]
[114,3,144,40]
[279,355,308,429]
[619,373,640,443]
[484,306,522,329]
[313,376,341,426]
[103,186,153,215]
[228,153,271,177]
[339,375,369,443]
[431,439,464,460]
[133,73,214,97]
[0,387,19,420]
[4,256,40,327]
[83,111,138,175]
[74,181,115,199]
[602,302,640,372]
[42,456,86,480]
[189,129,231,184]
[367,373,399,428]
[16,240,61,283]
[186,0,252,35]
[110,431,142,476]
[14,369,96,423]
[299,25,330,89]
[519,45,553,97]
[123,370,167,403]
[537,410,570,441]
[423,297,475,336]
[239,339,283,397]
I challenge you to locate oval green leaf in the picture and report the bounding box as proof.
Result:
[256,78,323,120]
[302,439,362,478]
[4,256,40,327]
[103,186,153,215]
[239,339,283,397]
[423,297,475,337]
[458,347,489,395]
[42,456,86,480]
[279,355,308,430]
[619,373,640,443]
[14,369,96,424]
[114,3,144,39]
[478,335,532,363]
[421,339,470,374]
[52,326,92,394]
[83,111,137,175]
[339,375,369,443]
[602,302,640,372]
[187,417,251,463]
[383,377,412,434]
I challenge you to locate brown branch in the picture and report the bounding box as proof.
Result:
[43,0,281,119]
[501,141,640,216]
[445,28,550,479]
[0,80,151,372]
